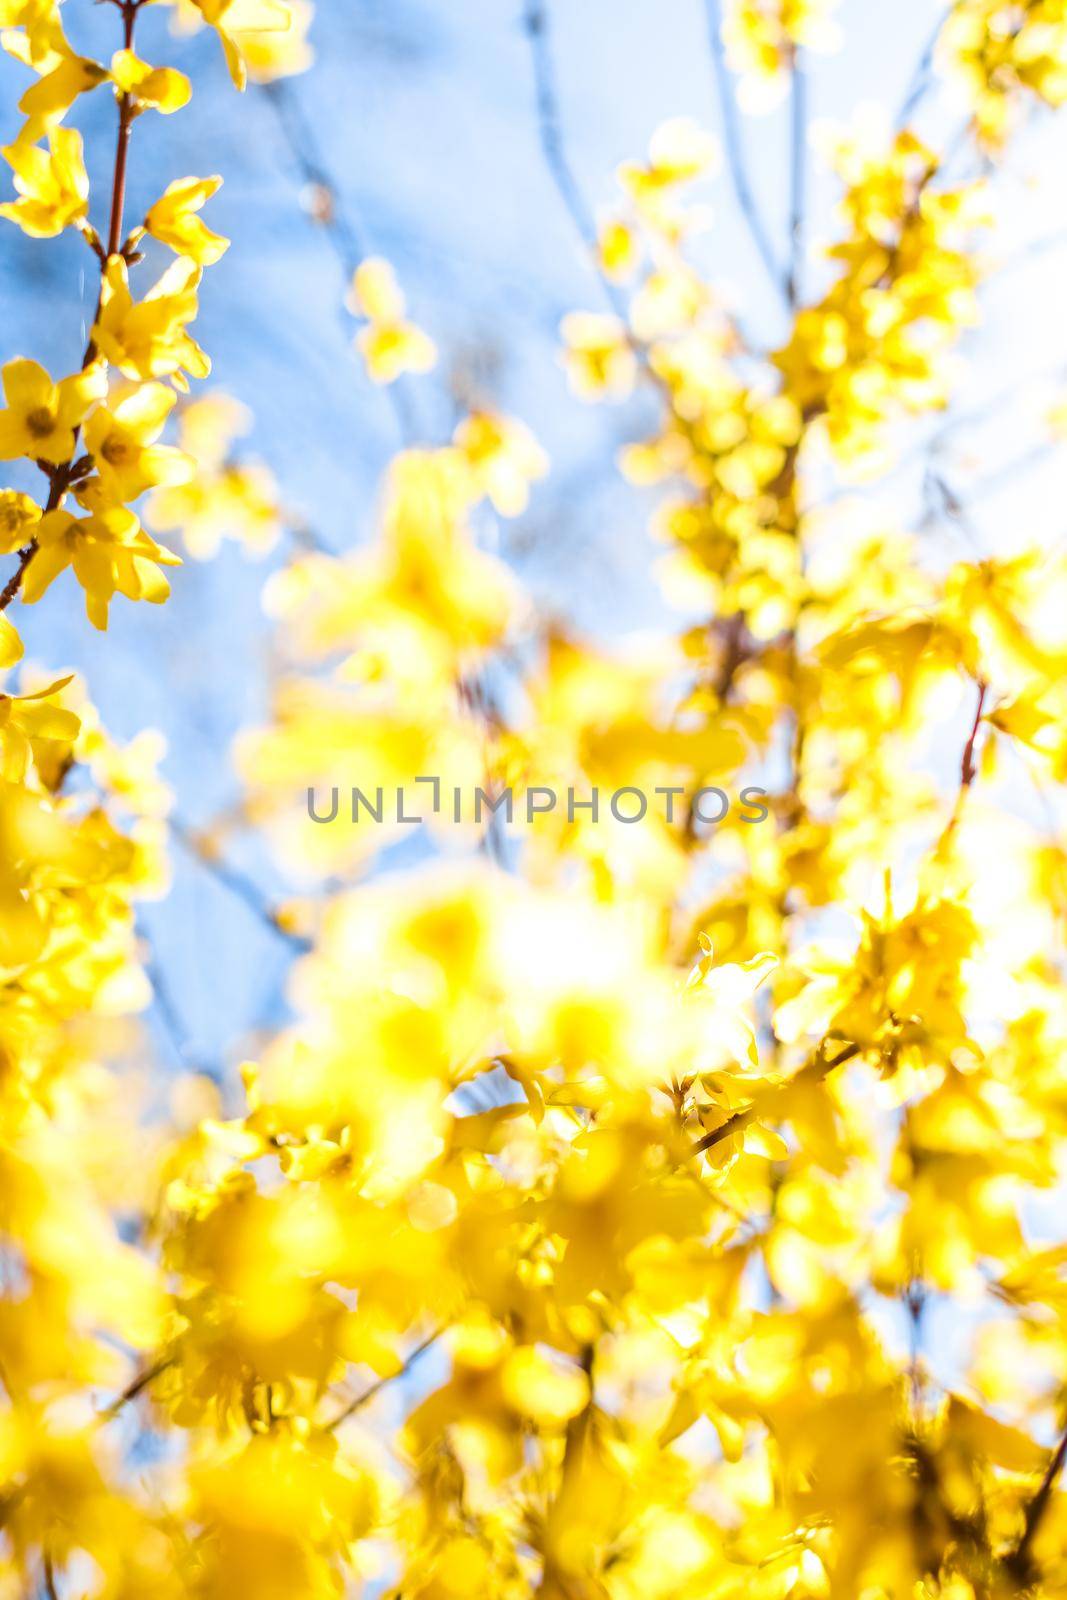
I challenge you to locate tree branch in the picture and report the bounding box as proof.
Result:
[1006,1421,1067,1582]
[0,544,38,613]
[138,920,223,1083]
[106,2,139,260]
[100,1357,173,1422]
[0,0,144,614]
[170,818,312,953]
[323,1326,444,1433]
[937,677,988,851]
[959,679,988,790]
[520,0,628,321]
[703,0,786,303]
[690,1041,860,1156]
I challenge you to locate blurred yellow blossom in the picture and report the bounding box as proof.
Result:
[348,257,437,385]
[0,124,87,237]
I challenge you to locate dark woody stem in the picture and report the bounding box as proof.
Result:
[107,2,139,259]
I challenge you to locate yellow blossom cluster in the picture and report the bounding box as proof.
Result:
[238,444,527,873]
[721,0,842,110]
[1,1,1067,1598]
[146,392,284,559]
[940,0,1067,146]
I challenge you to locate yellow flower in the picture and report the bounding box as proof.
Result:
[78,718,172,819]
[598,214,641,281]
[171,390,249,469]
[144,391,282,558]
[83,382,195,503]
[22,504,181,629]
[348,258,408,322]
[110,48,191,114]
[177,0,303,92]
[143,175,229,264]
[560,311,637,400]
[0,357,106,465]
[618,117,721,209]
[940,0,1067,148]
[236,0,313,83]
[148,460,281,559]
[0,0,68,72]
[18,51,108,129]
[0,674,79,782]
[0,490,41,554]
[722,0,842,111]
[357,321,437,386]
[0,125,88,237]
[348,258,437,385]
[453,410,548,517]
[92,255,210,391]
[0,615,21,670]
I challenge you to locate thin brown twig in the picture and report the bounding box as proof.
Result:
[905,1277,927,1414]
[0,544,37,612]
[935,677,989,854]
[1006,1421,1067,1581]
[520,0,628,322]
[100,1356,174,1422]
[690,1041,860,1156]
[0,450,88,614]
[959,679,988,790]
[106,3,138,259]
[691,1103,756,1155]
[323,1326,445,1433]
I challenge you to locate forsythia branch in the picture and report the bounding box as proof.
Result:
[691,1041,862,1156]
[262,79,418,446]
[323,1327,446,1433]
[170,818,313,952]
[106,2,140,260]
[0,0,145,614]
[703,0,787,303]
[1007,1421,1067,1581]
[521,0,627,321]
[100,1358,174,1423]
